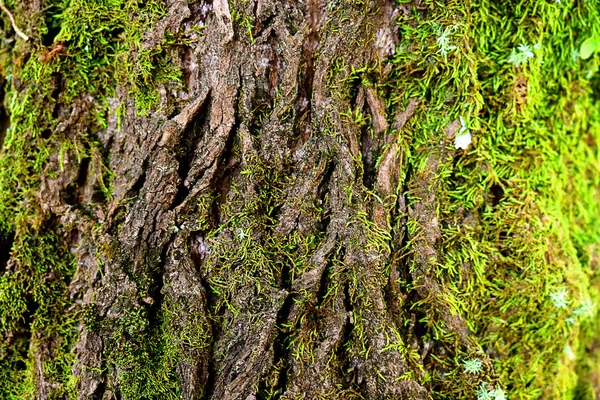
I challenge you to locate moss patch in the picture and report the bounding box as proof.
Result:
[0,0,183,397]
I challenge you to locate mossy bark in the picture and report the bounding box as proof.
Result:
[1,0,600,399]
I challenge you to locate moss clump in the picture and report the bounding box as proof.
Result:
[101,306,181,399]
[0,0,183,397]
[365,0,600,398]
[0,226,77,399]
[318,0,600,398]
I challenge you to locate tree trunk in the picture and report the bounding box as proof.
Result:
[1,0,599,399]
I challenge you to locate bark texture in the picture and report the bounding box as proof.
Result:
[75,2,433,398]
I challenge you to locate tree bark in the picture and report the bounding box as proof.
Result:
[1,0,600,399]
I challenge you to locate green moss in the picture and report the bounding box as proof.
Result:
[0,0,183,397]
[319,0,600,398]
[229,0,255,44]
[0,227,77,399]
[92,275,212,398]
[380,0,600,398]
[102,306,180,399]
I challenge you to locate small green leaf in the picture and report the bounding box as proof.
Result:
[580,36,600,59]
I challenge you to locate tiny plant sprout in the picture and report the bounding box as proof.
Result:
[549,287,569,309]
[476,384,494,400]
[492,388,506,400]
[565,316,577,326]
[463,358,483,374]
[436,25,457,58]
[454,116,471,150]
[477,383,506,400]
[508,43,535,66]
[573,299,596,318]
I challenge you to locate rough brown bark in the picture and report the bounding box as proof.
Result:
[5,0,501,399]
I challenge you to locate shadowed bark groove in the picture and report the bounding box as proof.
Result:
[0,76,8,151]
[0,231,13,274]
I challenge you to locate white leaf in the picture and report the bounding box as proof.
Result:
[454,117,472,149]
[454,132,472,149]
